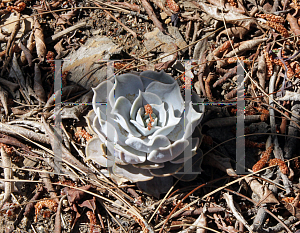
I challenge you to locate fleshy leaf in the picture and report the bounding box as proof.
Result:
[146,81,184,117]
[114,73,144,104]
[112,164,153,182]
[103,167,128,185]
[167,101,203,141]
[182,102,203,139]
[148,105,181,139]
[170,138,199,163]
[114,144,147,164]
[92,112,108,144]
[112,96,141,137]
[133,161,165,169]
[135,107,145,127]
[140,70,175,89]
[93,80,114,109]
[88,70,205,183]
[149,162,183,176]
[192,91,205,113]
[132,103,166,131]
[152,103,166,127]
[92,109,128,146]
[130,118,159,136]
[125,135,171,153]
[84,110,97,135]
[85,137,108,167]
[147,138,189,163]
[130,90,162,120]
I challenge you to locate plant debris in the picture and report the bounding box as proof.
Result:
[0,0,300,232]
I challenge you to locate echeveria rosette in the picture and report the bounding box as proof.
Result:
[85,71,204,184]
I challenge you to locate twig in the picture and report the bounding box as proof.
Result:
[284,89,300,159]
[203,115,261,128]
[141,0,164,32]
[1,12,20,77]
[223,193,253,233]
[269,216,297,232]
[189,21,201,57]
[24,187,44,216]
[0,86,9,115]
[41,172,59,203]
[0,133,41,157]
[224,188,293,233]
[196,53,207,96]
[213,66,237,88]
[213,213,238,232]
[269,65,293,194]
[0,123,50,145]
[44,85,85,111]
[257,53,266,90]
[46,21,87,43]
[127,188,143,205]
[0,147,12,209]
[41,117,98,181]
[251,206,268,231]
[94,2,137,38]
[177,213,207,233]
[224,38,267,58]
[54,195,67,233]
[205,72,215,101]
[172,207,225,218]
[110,1,140,12]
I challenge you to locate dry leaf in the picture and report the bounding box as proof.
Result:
[78,197,96,212]
[217,26,249,40]
[60,9,77,21]
[193,2,255,30]
[244,177,279,204]
[19,42,33,66]
[34,19,46,62]
[34,63,46,103]
[151,0,172,16]
[54,39,68,59]
[64,185,91,204]
[287,13,300,36]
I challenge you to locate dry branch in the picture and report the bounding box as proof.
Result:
[141,0,164,32]
[0,147,12,209]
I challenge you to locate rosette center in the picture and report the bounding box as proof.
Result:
[143,104,157,130]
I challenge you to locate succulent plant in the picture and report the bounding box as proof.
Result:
[85,70,204,184]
